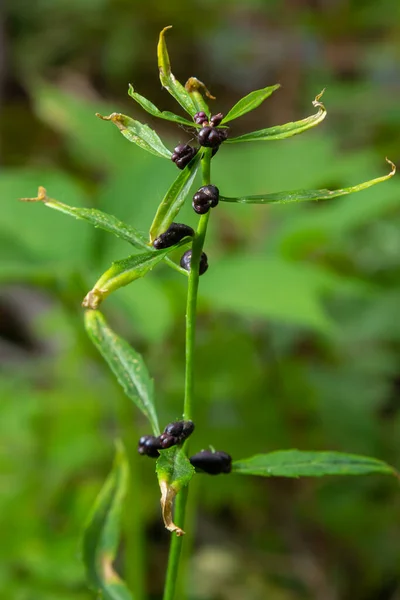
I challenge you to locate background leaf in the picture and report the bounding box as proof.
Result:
[149,153,201,242]
[232,450,397,478]
[96,112,172,159]
[226,91,326,143]
[84,310,160,435]
[222,84,280,123]
[82,442,133,600]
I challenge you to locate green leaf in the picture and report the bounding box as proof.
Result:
[184,77,215,117]
[157,26,197,117]
[226,90,326,143]
[83,241,189,309]
[156,447,195,535]
[82,442,133,600]
[149,152,201,242]
[232,450,397,478]
[21,186,148,249]
[220,159,396,204]
[96,112,172,159]
[128,85,197,128]
[222,84,280,124]
[84,310,160,435]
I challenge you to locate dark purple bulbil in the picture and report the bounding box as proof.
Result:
[153,223,194,250]
[171,144,198,169]
[189,450,232,475]
[180,250,208,275]
[192,185,219,215]
[138,435,161,458]
[194,111,209,125]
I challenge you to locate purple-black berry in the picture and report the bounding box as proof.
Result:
[194,111,208,125]
[171,144,198,170]
[194,185,219,208]
[189,450,232,475]
[198,126,222,148]
[210,112,224,126]
[153,223,194,250]
[180,250,208,275]
[138,435,161,458]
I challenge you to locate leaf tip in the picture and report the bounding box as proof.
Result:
[82,289,103,310]
[159,480,186,536]
[19,185,48,203]
[313,88,326,108]
[385,157,396,177]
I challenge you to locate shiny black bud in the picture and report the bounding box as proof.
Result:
[180,250,208,275]
[217,128,229,142]
[153,223,194,250]
[198,126,222,148]
[192,197,210,214]
[210,112,224,126]
[189,450,232,475]
[194,111,208,125]
[159,433,177,449]
[194,185,219,208]
[171,144,198,170]
[164,420,195,441]
[138,435,161,458]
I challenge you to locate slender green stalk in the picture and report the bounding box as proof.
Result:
[162,148,213,600]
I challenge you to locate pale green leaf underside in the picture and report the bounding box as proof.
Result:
[128,84,197,128]
[82,240,189,309]
[220,160,396,205]
[97,112,172,159]
[157,26,197,117]
[85,311,160,435]
[82,442,133,600]
[226,90,326,143]
[232,450,397,478]
[156,446,195,492]
[222,84,281,124]
[149,152,201,242]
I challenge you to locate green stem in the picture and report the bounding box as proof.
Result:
[162,148,212,600]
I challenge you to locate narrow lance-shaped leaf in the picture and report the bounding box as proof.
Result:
[85,310,160,435]
[21,186,148,249]
[96,112,172,159]
[232,450,398,479]
[82,442,133,600]
[226,90,326,143]
[222,84,281,124]
[82,240,189,309]
[220,159,396,205]
[185,77,215,117]
[128,85,198,128]
[149,152,201,242]
[20,188,186,276]
[156,447,195,536]
[157,26,197,117]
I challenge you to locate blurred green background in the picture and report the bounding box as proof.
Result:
[1,1,400,598]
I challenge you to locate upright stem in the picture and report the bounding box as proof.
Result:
[162,148,212,600]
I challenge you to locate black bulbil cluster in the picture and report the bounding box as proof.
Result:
[153,223,194,250]
[171,144,198,170]
[192,184,219,215]
[138,420,195,458]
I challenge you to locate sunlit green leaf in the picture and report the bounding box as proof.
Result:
[156,447,195,535]
[85,310,160,434]
[149,152,201,242]
[157,26,197,117]
[232,450,397,478]
[185,77,215,117]
[82,442,133,600]
[128,85,197,127]
[222,84,280,124]
[96,112,172,159]
[220,159,396,204]
[82,242,188,309]
[226,90,326,143]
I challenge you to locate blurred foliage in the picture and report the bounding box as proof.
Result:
[1,1,400,599]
